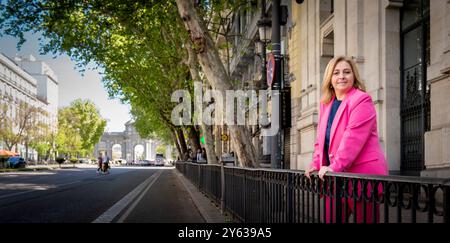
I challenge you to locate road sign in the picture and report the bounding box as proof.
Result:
[221,134,229,141]
[266,53,275,87]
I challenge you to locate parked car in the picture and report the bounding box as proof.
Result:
[7,156,26,168]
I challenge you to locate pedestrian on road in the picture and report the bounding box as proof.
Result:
[102,152,110,174]
[97,154,103,174]
[304,56,388,223]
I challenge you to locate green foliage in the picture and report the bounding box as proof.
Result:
[56,99,106,157]
[28,122,57,161]
[156,145,166,155]
[131,105,173,144]
[0,0,191,147]
[0,0,252,162]
[0,95,49,151]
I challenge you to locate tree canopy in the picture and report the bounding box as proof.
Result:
[57,99,106,157]
[1,0,260,166]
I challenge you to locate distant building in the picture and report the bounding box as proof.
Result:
[0,53,59,160]
[94,121,161,162]
[15,55,59,133]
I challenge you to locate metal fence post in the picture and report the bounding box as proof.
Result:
[334,177,343,223]
[221,163,225,214]
[259,170,263,223]
[444,186,450,223]
[287,172,293,223]
[243,170,247,222]
[198,164,201,190]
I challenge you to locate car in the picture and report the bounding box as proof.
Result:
[155,154,165,166]
[78,158,90,164]
[115,159,128,165]
[7,156,26,168]
[138,160,150,166]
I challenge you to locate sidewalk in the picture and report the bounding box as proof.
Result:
[173,169,234,223]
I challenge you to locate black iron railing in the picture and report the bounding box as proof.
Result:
[176,162,450,223]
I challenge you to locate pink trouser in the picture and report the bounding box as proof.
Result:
[324,197,380,223]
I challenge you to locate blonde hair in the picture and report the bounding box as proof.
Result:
[321,56,366,104]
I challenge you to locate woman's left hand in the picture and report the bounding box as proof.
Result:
[318,166,334,180]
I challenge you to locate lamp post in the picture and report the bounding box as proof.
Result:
[270,0,283,169]
[270,1,302,169]
[257,0,271,90]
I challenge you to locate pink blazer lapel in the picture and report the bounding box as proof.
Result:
[319,101,332,158]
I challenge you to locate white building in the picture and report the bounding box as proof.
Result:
[0,53,59,160]
[15,55,59,132]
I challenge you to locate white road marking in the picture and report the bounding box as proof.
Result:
[92,170,163,223]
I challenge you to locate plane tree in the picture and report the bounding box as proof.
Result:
[56,99,106,158]
[0,0,259,167]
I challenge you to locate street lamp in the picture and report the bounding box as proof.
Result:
[256,15,271,91]
[257,18,272,44]
[255,40,265,56]
[255,39,268,91]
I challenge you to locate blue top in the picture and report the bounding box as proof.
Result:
[324,98,342,166]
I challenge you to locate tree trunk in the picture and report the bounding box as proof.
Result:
[171,129,183,160]
[215,126,222,158]
[176,0,257,167]
[176,128,188,160]
[187,125,201,156]
[200,124,217,164]
[6,144,13,151]
[185,41,218,165]
[25,141,28,162]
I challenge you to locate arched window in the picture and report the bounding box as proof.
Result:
[134,144,144,161]
[112,144,122,161]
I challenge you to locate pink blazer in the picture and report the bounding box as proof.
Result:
[309,87,388,175]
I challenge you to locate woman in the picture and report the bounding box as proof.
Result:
[305,56,388,223]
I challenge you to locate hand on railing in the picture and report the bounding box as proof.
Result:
[304,166,318,180]
[318,166,333,180]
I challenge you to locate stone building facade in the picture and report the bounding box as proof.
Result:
[0,53,58,160]
[15,55,59,133]
[288,0,450,177]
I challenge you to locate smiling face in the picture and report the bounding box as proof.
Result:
[331,60,355,99]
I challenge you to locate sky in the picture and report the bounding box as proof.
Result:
[0,32,132,132]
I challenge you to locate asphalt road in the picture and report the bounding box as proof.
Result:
[0,166,205,223]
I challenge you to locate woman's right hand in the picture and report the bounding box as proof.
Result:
[305,166,318,180]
